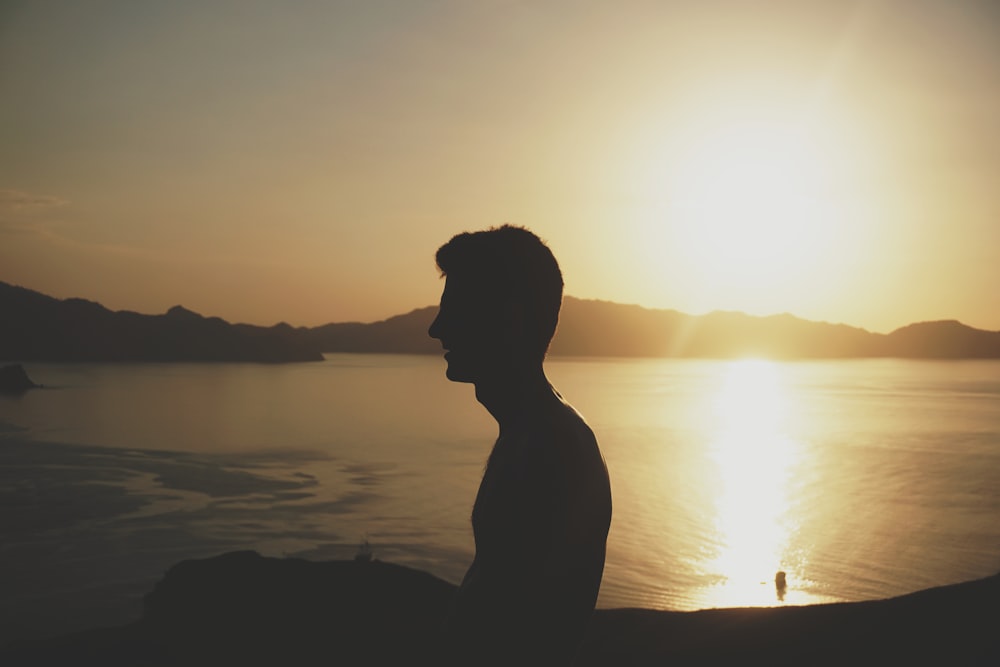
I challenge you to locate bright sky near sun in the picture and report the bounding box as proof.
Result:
[2,0,999,332]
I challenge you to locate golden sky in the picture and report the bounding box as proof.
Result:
[2,0,998,332]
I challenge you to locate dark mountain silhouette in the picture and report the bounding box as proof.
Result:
[882,319,1000,358]
[3,281,999,361]
[0,282,322,362]
[299,306,441,355]
[2,551,997,666]
[288,297,1000,359]
[551,299,883,358]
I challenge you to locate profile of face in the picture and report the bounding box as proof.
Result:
[428,277,519,384]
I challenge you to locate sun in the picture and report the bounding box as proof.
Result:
[670,117,837,270]
[666,110,855,290]
[625,96,872,310]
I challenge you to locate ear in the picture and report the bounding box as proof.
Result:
[501,300,529,346]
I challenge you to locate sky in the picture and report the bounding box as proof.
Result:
[2,0,999,333]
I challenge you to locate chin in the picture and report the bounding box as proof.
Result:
[442,354,478,383]
[444,364,477,384]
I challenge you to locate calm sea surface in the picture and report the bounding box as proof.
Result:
[1,355,999,642]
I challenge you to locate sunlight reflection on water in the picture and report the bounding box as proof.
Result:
[696,359,817,608]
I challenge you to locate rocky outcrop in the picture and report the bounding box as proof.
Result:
[0,364,38,394]
[141,551,455,665]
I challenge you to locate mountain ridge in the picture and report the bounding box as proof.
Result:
[0,282,323,363]
[3,281,999,361]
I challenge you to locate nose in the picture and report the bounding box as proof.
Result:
[428,309,443,340]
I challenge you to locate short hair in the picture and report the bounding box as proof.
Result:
[435,225,563,359]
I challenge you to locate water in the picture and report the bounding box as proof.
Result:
[1,355,999,642]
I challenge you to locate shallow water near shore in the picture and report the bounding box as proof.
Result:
[2,355,999,643]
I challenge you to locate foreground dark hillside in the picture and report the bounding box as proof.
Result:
[4,281,1000,361]
[2,551,996,666]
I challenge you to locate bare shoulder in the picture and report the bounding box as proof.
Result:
[538,392,610,497]
[499,388,610,512]
[545,393,601,458]
[539,392,612,540]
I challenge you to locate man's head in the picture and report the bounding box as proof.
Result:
[428,225,563,383]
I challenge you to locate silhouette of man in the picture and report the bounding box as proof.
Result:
[429,225,612,666]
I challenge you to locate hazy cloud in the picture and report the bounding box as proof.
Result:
[0,188,69,210]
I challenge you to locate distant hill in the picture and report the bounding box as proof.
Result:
[558,299,1000,358]
[552,299,881,358]
[299,306,441,355]
[882,319,1000,358]
[0,282,322,362]
[3,281,999,361]
[301,296,1000,359]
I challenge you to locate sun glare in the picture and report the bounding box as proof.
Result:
[669,118,838,271]
[626,92,875,311]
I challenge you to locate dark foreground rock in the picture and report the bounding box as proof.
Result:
[2,551,997,666]
[0,364,38,394]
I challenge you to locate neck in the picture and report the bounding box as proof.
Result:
[474,364,554,435]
